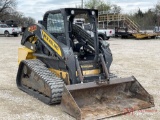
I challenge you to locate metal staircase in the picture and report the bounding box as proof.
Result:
[98,12,140,33]
[124,16,140,32]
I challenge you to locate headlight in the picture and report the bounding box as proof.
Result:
[71,10,74,15]
[92,11,95,15]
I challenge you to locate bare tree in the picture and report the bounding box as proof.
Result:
[0,0,17,18]
[0,0,35,26]
[111,4,121,13]
[97,1,111,12]
[84,0,121,13]
[85,0,102,9]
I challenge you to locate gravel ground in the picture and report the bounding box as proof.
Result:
[0,36,159,120]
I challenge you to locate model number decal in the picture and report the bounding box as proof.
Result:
[41,30,62,57]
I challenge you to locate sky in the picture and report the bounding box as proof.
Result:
[16,0,158,22]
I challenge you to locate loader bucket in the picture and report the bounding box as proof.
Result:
[61,76,154,120]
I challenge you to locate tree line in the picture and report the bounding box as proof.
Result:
[80,0,121,13]
[1,0,160,30]
[85,0,160,30]
[128,5,160,30]
[0,0,35,27]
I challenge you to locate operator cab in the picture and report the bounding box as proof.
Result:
[43,8,99,61]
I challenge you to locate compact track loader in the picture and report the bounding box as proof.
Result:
[16,8,154,120]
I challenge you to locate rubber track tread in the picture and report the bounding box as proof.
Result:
[19,59,64,104]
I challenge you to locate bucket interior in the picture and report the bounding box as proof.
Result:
[64,80,154,120]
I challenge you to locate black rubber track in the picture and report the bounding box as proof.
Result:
[16,59,64,104]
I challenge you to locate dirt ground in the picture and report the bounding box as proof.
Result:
[0,36,159,120]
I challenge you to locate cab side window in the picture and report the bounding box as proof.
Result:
[47,13,64,33]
